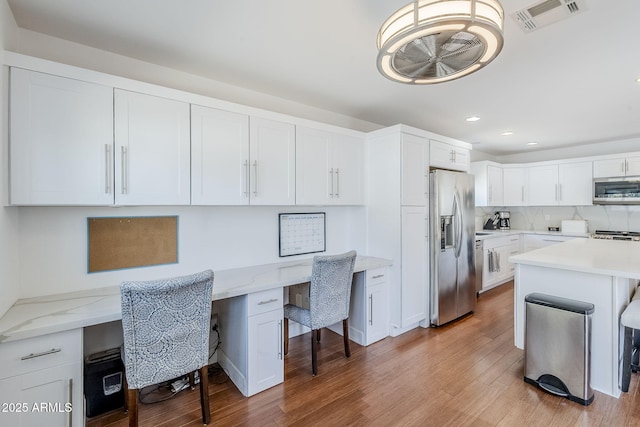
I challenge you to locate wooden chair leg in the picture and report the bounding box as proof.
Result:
[343,319,351,358]
[123,373,129,413]
[127,389,138,427]
[199,365,211,425]
[284,317,289,355]
[622,326,633,392]
[311,329,318,376]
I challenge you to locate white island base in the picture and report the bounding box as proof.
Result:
[511,238,640,398]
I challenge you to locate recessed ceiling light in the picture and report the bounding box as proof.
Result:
[466,116,480,122]
[527,142,538,146]
[501,131,513,136]
[636,77,640,83]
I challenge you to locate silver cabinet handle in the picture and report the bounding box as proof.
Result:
[625,160,628,174]
[258,298,278,305]
[253,160,258,197]
[558,184,562,201]
[21,348,61,360]
[104,144,111,194]
[554,183,558,201]
[278,320,283,360]
[120,146,128,194]
[243,160,249,197]
[68,378,73,427]
[335,168,340,198]
[369,294,373,325]
[372,274,385,279]
[521,186,525,203]
[329,168,334,197]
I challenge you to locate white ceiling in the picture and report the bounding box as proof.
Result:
[6,0,640,155]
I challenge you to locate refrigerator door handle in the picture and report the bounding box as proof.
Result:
[453,191,463,258]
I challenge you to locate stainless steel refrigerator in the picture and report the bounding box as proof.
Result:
[429,169,476,326]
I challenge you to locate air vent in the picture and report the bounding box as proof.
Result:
[511,0,587,33]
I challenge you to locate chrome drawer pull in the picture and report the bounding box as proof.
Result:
[258,298,279,305]
[372,274,385,279]
[21,348,61,360]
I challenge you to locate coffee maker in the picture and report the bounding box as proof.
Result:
[498,211,510,230]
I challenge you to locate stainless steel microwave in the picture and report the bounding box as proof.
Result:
[593,176,640,204]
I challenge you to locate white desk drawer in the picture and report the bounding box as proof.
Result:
[366,268,387,286]
[0,329,82,380]
[247,288,283,316]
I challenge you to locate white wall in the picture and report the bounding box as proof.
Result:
[18,205,367,298]
[0,0,19,316]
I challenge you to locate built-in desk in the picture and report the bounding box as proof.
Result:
[0,255,391,423]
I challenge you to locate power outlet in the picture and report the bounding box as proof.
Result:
[544,215,551,221]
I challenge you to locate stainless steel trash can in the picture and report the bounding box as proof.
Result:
[524,293,595,406]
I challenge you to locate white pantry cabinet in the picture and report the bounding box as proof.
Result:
[295,127,364,205]
[401,134,429,206]
[400,206,429,326]
[471,161,503,206]
[114,89,191,205]
[0,329,83,426]
[593,156,640,178]
[429,139,470,172]
[217,288,284,397]
[9,68,114,205]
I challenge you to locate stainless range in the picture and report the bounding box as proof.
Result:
[589,230,640,241]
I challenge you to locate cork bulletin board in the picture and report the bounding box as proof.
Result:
[88,216,178,272]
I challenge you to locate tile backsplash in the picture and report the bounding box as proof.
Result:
[476,205,640,233]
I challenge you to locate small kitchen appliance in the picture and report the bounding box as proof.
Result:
[589,230,640,241]
[498,211,510,230]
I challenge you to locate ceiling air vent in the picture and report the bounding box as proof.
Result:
[511,0,587,33]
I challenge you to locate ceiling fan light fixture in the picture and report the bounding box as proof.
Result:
[377,0,505,84]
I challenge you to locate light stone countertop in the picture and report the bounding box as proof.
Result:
[509,238,640,279]
[0,255,392,343]
[475,228,589,241]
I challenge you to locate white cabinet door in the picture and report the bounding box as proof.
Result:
[296,127,364,205]
[367,281,389,345]
[332,133,365,205]
[247,308,284,397]
[503,167,527,205]
[9,68,114,205]
[249,118,296,205]
[401,134,429,206]
[114,90,190,205]
[429,140,469,172]
[471,162,503,206]
[626,156,640,175]
[528,164,559,205]
[400,206,428,327]
[558,161,592,206]
[191,105,250,205]
[593,158,626,178]
[295,127,332,205]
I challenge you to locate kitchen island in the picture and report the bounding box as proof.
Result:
[510,238,640,398]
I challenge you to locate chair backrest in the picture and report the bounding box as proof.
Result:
[309,250,357,330]
[120,269,214,389]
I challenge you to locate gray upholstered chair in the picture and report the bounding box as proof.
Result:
[283,250,357,375]
[621,285,640,392]
[120,269,214,426]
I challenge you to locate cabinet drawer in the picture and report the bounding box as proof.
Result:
[366,268,387,286]
[247,288,283,316]
[0,329,82,380]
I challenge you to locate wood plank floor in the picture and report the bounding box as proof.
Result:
[88,282,640,426]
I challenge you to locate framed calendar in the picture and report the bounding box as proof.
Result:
[279,212,326,257]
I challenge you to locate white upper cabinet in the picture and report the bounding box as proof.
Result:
[593,156,640,178]
[114,89,191,205]
[429,139,470,172]
[191,105,250,205]
[295,127,364,205]
[557,161,592,205]
[401,134,429,206]
[502,167,528,206]
[9,68,114,205]
[528,161,592,206]
[191,109,295,205]
[471,161,503,206]
[528,164,559,206]
[249,117,296,205]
